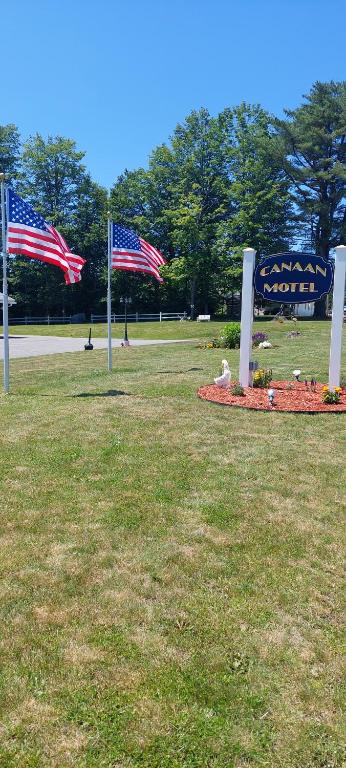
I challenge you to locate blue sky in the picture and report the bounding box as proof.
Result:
[3,0,345,189]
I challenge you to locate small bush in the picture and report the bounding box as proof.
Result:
[231,383,245,396]
[253,368,273,388]
[221,323,241,349]
[252,332,268,347]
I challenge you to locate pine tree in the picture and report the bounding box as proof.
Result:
[276,81,346,316]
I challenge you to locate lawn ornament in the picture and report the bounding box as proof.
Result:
[214,359,231,388]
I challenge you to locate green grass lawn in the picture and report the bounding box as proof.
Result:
[5,319,223,340]
[0,322,345,767]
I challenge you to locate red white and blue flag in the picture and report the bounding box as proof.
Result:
[6,188,86,285]
[111,223,166,283]
[46,224,86,285]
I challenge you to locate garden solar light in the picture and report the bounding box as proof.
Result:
[84,328,93,350]
[292,369,301,381]
[267,388,275,405]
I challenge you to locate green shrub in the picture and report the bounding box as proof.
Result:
[231,383,245,396]
[221,323,241,349]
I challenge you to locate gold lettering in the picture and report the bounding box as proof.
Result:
[316,264,327,277]
[278,283,290,292]
[309,282,318,292]
[260,266,270,276]
[281,262,292,271]
[290,283,299,292]
[292,262,304,271]
[304,263,315,273]
[264,282,279,293]
[270,264,281,273]
[299,282,310,292]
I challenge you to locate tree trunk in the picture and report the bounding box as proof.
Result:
[313,296,328,319]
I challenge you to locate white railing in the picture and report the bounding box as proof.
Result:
[8,311,187,325]
[9,315,73,325]
[90,312,187,323]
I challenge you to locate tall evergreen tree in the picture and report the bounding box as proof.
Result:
[276,81,346,316]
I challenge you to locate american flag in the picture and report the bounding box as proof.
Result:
[46,224,86,285]
[6,189,86,284]
[111,223,166,283]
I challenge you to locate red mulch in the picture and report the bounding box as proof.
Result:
[197,380,346,413]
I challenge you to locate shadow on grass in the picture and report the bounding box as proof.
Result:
[72,389,131,398]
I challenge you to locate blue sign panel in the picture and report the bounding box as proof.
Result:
[254,252,334,304]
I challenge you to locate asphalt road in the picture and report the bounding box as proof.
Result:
[0,335,190,359]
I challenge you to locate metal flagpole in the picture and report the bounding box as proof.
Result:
[0,174,10,393]
[107,215,112,370]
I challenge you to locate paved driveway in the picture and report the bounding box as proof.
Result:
[0,335,190,359]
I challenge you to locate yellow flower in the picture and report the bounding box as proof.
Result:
[335,386,342,393]
[322,385,329,391]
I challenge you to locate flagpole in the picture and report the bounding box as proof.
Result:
[107,215,112,370]
[1,174,9,393]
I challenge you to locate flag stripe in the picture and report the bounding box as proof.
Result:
[7,235,71,268]
[139,237,166,266]
[64,253,85,266]
[8,224,63,245]
[112,260,161,280]
[112,256,160,271]
[7,244,70,270]
[111,253,162,279]
[111,251,161,269]
[111,248,147,259]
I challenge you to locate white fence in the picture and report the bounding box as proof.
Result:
[8,312,187,325]
[9,315,75,325]
[91,312,187,323]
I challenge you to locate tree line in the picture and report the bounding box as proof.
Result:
[1,80,345,319]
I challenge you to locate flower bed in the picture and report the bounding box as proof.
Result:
[198,380,346,413]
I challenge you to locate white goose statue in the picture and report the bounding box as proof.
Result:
[214,359,231,388]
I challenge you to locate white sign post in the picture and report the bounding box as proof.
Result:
[328,245,346,389]
[239,247,256,387]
